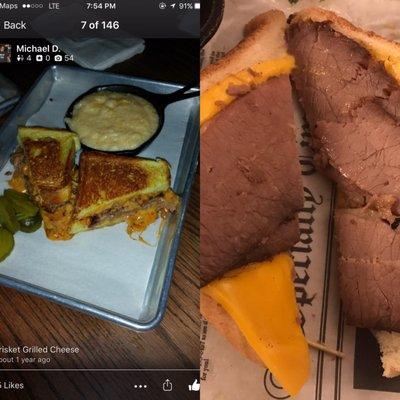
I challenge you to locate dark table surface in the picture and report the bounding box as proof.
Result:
[0,39,199,399]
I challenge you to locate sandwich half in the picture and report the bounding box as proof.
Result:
[200,10,309,396]
[201,9,303,283]
[287,8,400,377]
[71,151,179,235]
[12,126,79,240]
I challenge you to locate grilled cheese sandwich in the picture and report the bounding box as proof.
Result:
[70,151,179,235]
[12,130,178,239]
[13,126,79,240]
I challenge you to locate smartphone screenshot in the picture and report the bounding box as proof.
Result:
[0,1,199,399]
[4,0,400,399]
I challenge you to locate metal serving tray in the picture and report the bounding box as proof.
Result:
[0,73,20,117]
[0,65,199,330]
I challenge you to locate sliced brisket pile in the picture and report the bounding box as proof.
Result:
[287,20,400,331]
[200,76,303,284]
[287,20,400,209]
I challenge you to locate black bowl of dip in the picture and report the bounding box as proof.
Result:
[65,83,199,156]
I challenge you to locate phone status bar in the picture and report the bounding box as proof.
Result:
[0,1,200,38]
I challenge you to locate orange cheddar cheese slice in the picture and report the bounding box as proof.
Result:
[202,253,310,396]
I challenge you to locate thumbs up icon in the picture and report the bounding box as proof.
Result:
[163,379,173,391]
[188,379,200,391]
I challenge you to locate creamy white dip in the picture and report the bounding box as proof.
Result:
[66,91,159,151]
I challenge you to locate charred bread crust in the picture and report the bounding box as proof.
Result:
[201,10,288,92]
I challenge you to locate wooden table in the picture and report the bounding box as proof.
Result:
[0,39,199,399]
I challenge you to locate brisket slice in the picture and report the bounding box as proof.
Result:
[200,75,303,284]
[314,102,400,204]
[287,21,400,209]
[335,209,400,331]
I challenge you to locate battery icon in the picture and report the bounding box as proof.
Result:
[194,3,200,9]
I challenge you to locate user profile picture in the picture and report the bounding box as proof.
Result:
[0,44,11,63]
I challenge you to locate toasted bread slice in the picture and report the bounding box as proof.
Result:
[201,9,289,92]
[16,127,79,240]
[289,7,400,84]
[18,126,79,204]
[74,152,171,219]
[22,139,71,190]
[18,127,78,189]
[71,152,177,234]
[201,292,263,366]
[18,126,80,190]
[374,330,400,378]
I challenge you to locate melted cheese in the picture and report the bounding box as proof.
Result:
[202,253,310,396]
[126,189,180,236]
[367,48,400,83]
[8,174,26,193]
[41,205,74,241]
[126,207,158,235]
[200,56,295,125]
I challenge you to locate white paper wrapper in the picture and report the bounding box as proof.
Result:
[201,1,400,398]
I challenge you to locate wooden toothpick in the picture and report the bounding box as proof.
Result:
[307,340,345,358]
